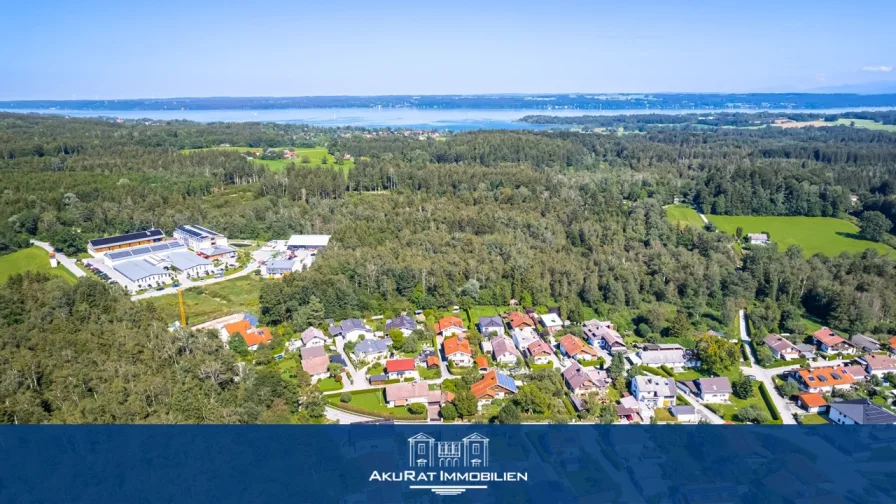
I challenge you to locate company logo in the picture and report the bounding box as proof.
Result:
[368,432,528,496]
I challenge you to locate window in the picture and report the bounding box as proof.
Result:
[472,445,480,455]
[418,444,425,455]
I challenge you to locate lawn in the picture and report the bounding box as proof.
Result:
[799,413,828,424]
[183,146,354,175]
[654,407,678,423]
[325,388,426,420]
[318,377,343,392]
[0,247,78,284]
[142,275,265,325]
[772,118,896,132]
[707,215,895,258]
[704,382,776,424]
[665,204,705,228]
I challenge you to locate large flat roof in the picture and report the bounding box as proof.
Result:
[167,250,212,270]
[106,240,185,262]
[287,234,330,247]
[89,229,164,248]
[114,260,169,282]
[176,224,223,240]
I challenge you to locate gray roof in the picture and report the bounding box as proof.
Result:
[562,362,610,391]
[672,405,696,416]
[479,316,504,329]
[200,245,237,256]
[638,344,687,365]
[353,338,392,356]
[490,336,521,360]
[851,334,881,352]
[764,334,799,354]
[287,235,331,247]
[167,250,212,271]
[330,318,370,337]
[266,259,296,272]
[301,327,326,345]
[633,376,677,398]
[385,315,416,332]
[301,345,327,360]
[697,377,732,394]
[114,260,169,282]
[831,399,896,425]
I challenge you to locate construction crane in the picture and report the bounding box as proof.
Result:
[178,288,187,327]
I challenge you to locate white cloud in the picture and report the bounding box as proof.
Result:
[862,65,893,73]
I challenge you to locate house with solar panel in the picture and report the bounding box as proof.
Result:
[102,240,215,290]
[88,229,165,254]
[174,224,237,261]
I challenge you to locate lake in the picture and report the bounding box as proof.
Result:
[3,106,893,130]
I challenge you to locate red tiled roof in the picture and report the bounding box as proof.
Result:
[302,355,329,376]
[475,355,488,369]
[889,336,896,352]
[559,334,598,356]
[242,327,273,347]
[386,358,415,373]
[507,312,535,329]
[797,366,855,388]
[471,370,497,399]
[443,336,472,356]
[223,319,252,337]
[426,355,440,368]
[527,339,553,356]
[798,393,827,408]
[813,327,845,347]
[434,316,464,333]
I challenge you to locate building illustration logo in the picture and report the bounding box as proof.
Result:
[408,432,489,468]
[369,432,526,497]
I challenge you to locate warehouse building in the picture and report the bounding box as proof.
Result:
[174,224,235,260]
[286,234,330,251]
[168,250,215,278]
[103,241,187,267]
[115,260,173,290]
[88,229,165,254]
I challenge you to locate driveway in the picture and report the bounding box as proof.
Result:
[29,240,86,278]
[334,336,368,390]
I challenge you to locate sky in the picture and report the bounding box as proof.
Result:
[2,0,896,100]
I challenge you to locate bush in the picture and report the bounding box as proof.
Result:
[660,365,675,377]
[758,382,781,422]
[440,403,458,421]
[339,392,352,403]
[408,403,427,415]
[732,377,753,400]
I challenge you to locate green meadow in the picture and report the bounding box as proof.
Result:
[182,146,354,175]
[707,215,895,257]
[0,247,78,284]
[665,204,705,228]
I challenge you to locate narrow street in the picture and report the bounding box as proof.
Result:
[738,309,797,424]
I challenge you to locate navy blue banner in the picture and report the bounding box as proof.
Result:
[1,426,895,503]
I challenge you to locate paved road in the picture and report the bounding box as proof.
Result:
[325,406,378,424]
[130,262,259,300]
[334,337,368,391]
[738,309,797,424]
[29,240,86,278]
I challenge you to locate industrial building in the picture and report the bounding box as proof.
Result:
[174,224,236,260]
[98,239,215,291]
[286,234,330,251]
[114,260,173,290]
[88,229,165,254]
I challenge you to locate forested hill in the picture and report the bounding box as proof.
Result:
[2,112,896,423]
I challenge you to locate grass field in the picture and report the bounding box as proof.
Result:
[665,204,705,228]
[707,215,895,257]
[182,146,354,175]
[705,381,777,424]
[0,247,78,284]
[142,275,265,325]
[772,118,896,132]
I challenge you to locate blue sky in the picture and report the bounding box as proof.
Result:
[2,0,895,99]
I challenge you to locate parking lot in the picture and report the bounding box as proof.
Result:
[83,258,134,291]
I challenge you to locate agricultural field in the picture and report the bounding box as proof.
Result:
[707,215,895,257]
[665,204,705,228]
[142,275,265,326]
[771,118,896,132]
[182,146,354,175]
[0,247,78,284]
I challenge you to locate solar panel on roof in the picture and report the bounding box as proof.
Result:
[107,250,134,260]
[177,226,204,238]
[191,225,219,236]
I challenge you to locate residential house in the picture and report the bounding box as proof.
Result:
[221,319,272,351]
[385,314,417,336]
[631,375,677,407]
[490,336,522,366]
[384,381,429,408]
[861,353,896,377]
[301,346,330,381]
[842,364,870,382]
[851,334,881,353]
[480,339,492,354]
[511,327,540,353]
[636,343,697,370]
[434,316,465,337]
[797,393,828,414]
[562,362,610,396]
[813,327,856,355]
[616,395,642,423]
[584,320,627,353]
[526,340,554,365]
[352,338,392,362]
[471,370,518,410]
[385,358,416,380]
[748,233,770,245]
[301,327,327,348]
[329,319,373,343]
[539,312,564,335]
[763,334,802,361]
[559,334,600,362]
[443,336,473,367]
[672,405,698,423]
[829,399,896,425]
[478,316,505,336]
[261,258,300,278]
[792,366,855,393]
[795,344,817,360]
[475,356,489,372]
[506,312,536,331]
[696,377,732,402]
[425,354,440,370]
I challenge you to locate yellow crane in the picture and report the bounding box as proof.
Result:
[178,288,187,327]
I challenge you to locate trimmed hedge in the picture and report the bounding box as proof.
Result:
[562,394,577,416]
[740,343,750,362]
[642,366,672,378]
[660,365,675,376]
[758,382,782,423]
[763,358,807,369]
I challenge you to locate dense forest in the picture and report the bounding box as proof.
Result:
[2,111,896,423]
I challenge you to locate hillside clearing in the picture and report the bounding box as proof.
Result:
[0,247,78,284]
